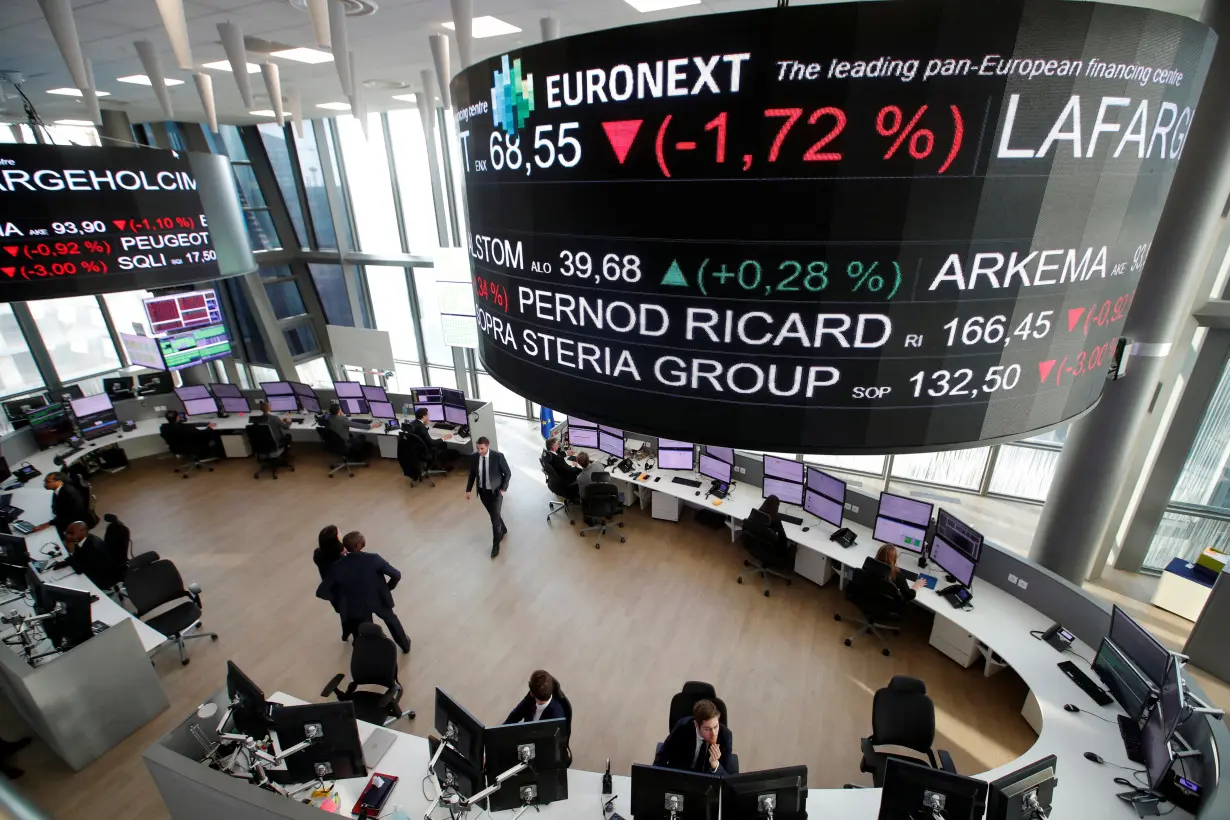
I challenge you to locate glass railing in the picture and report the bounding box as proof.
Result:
[1143,504,1230,571]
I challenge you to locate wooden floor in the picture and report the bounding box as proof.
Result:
[7,418,1039,819]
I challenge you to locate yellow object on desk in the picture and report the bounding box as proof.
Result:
[712,499,722,507]
[637,473,650,481]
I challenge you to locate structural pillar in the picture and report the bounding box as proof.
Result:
[98,109,134,149]
[1030,0,1230,583]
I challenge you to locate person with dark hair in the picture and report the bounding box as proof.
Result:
[653,699,734,774]
[50,521,122,589]
[407,406,445,455]
[314,524,345,580]
[465,436,512,558]
[31,471,89,536]
[256,400,293,447]
[757,495,789,548]
[504,669,566,724]
[161,409,223,459]
[316,530,410,652]
[871,543,925,602]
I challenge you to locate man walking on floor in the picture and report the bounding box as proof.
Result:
[315,530,411,653]
[466,436,511,558]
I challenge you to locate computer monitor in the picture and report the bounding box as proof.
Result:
[333,381,364,399]
[441,388,466,405]
[174,385,212,401]
[28,403,74,450]
[935,509,983,561]
[1159,655,1186,740]
[103,376,135,400]
[70,394,119,440]
[435,688,485,771]
[361,385,388,402]
[428,736,483,800]
[143,288,222,334]
[226,660,271,738]
[1109,605,1171,687]
[483,718,569,811]
[805,489,843,527]
[0,534,30,565]
[877,758,988,820]
[1093,638,1156,721]
[42,584,93,651]
[658,441,695,471]
[720,766,808,820]
[69,393,113,419]
[261,381,294,396]
[368,401,396,420]
[698,454,732,484]
[599,430,625,457]
[986,756,1057,820]
[1140,697,1174,790]
[806,467,846,503]
[630,763,720,820]
[873,516,927,553]
[181,397,220,417]
[208,383,243,398]
[2,394,48,429]
[27,568,50,614]
[220,396,251,414]
[764,455,803,483]
[299,394,321,414]
[763,477,804,506]
[268,701,366,784]
[444,404,468,425]
[412,387,443,403]
[267,395,299,413]
[929,534,977,588]
[0,456,8,484]
[54,384,85,402]
[289,381,315,398]
[137,372,173,394]
[415,403,444,422]
[157,324,232,371]
[119,332,167,371]
[877,492,933,526]
[0,562,28,592]
[706,445,734,464]
[569,417,597,428]
[570,427,598,448]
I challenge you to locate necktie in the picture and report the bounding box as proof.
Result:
[482,456,488,489]
[694,742,706,772]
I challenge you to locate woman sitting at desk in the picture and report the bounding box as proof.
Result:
[758,495,789,548]
[872,544,926,602]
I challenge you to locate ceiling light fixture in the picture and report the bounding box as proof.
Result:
[249,109,275,117]
[54,119,95,126]
[443,16,520,38]
[624,0,702,12]
[272,47,334,64]
[202,60,260,73]
[46,87,111,97]
[116,74,185,87]
[391,93,418,102]
[316,101,351,110]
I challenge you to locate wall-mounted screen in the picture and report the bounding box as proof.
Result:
[157,324,231,371]
[144,289,222,335]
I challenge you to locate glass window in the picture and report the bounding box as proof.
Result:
[283,322,320,357]
[232,164,268,208]
[265,280,308,319]
[387,109,442,253]
[429,366,459,389]
[219,278,271,365]
[257,123,307,248]
[219,126,250,161]
[803,453,886,476]
[250,364,279,384]
[164,122,187,151]
[243,209,279,251]
[1169,359,1230,510]
[389,362,425,393]
[890,448,990,491]
[294,356,334,389]
[307,264,355,327]
[477,372,528,417]
[259,264,293,279]
[988,445,1061,501]
[0,304,44,399]
[1145,511,1230,572]
[443,114,469,243]
[102,289,155,336]
[336,114,402,253]
[365,266,420,363]
[27,296,120,382]
[0,125,17,143]
[293,126,338,249]
[323,123,356,251]
[413,265,454,366]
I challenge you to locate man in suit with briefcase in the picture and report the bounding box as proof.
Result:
[465,437,512,559]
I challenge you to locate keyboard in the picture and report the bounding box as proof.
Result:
[290,416,306,423]
[1057,661,1114,706]
[9,520,33,535]
[1118,714,1144,764]
[671,477,702,488]
[779,513,803,526]
[897,568,919,583]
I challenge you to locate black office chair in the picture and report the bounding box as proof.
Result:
[321,623,415,726]
[317,427,367,478]
[856,676,956,787]
[658,682,739,774]
[246,423,293,480]
[835,565,903,656]
[400,431,446,487]
[125,558,217,665]
[539,453,577,524]
[65,468,100,529]
[102,513,132,560]
[552,677,574,767]
[160,423,218,478]
[738,510,796,597]
[580,478,624,548]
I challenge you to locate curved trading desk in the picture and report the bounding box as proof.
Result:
[141,450,1230,819]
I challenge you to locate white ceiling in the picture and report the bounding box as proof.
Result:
[0,0,1208,127]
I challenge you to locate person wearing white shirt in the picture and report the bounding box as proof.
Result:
[465,437,512,558]
[503,670,567,724]
[653,699,733,774]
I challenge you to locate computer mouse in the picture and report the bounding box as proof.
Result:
[695,491,701,496]
[1083,752,1104,764]
[1064,704,1080,713]
[802,527,810,532]
[654,477,661,483]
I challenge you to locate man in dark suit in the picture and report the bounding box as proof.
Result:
[408,407,445,456]
[315,531,411,652]
[504,669,567,724]
[543,436,580,482]
[31,472,88,537]
[465,436,512,558]
[653,700,734,775]
[52,521,125,590]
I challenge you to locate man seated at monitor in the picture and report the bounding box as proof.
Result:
[574,452,604,495]
[51,521,123,589]
[161,410,223,456]
[31,472,89,537]
[407,407,446,455]
[542,437,581,496]
[504,669,566,724]
[653,700,733,775]
[255,400,292,447]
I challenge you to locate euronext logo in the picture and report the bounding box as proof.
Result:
[491,54,534,135]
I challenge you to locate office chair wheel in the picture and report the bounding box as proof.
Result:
[764,590,770,597]
[569,520,575,525]
[349,473,355,478]
[619,536,625,543]
[844,638,852,647]
[210,634,218,641]
[594,542,600,549]
[743,560,751,567]
[181,474,188,480]
[617,522,624,528]
[834,614,842,622]
[329,474,334,479]
[882,648,891,657]
[272,475,278,480]
[207,467,213,472]
[786,580,793,586]
[737,576,743,584]
[182,658,190,666]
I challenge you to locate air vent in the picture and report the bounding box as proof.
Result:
[288,0,378,16]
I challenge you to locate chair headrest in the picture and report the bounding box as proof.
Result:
[356,622,384,638]
[103,513,118,523]
[887,675,927,695]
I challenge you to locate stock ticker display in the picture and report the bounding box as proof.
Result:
[0,144,221,299]
[452,0,1216,453]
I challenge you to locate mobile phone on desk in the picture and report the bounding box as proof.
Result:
[351,773,398,816]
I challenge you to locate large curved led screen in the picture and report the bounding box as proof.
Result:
[452,0,1216,452]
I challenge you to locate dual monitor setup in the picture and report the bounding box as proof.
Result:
[4,390,124,452]
[0,546,97,665]
[409,387,470,426]
[874,496,983,600]
[119,288,232,374]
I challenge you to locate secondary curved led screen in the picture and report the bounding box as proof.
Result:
[0,145,255,299]
[451,0,1215,452]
